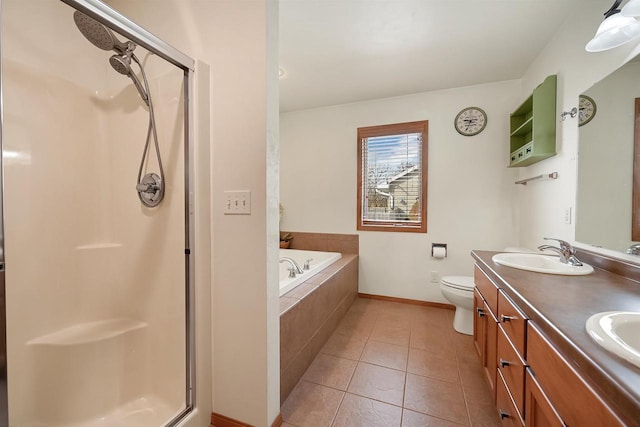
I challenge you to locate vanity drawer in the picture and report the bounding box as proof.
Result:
[475,265,499,316]
[496,371,524,426]
[497,326,526,417]
[498,290,528,357]
[527,323,625,427]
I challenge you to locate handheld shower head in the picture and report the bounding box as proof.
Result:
[109,53,132,75]
[109,54,149,105]
[73,10,128,52]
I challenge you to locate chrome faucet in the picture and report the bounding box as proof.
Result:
[537,238,583,266]
[303,258,313,270]
[280,257,304,275]
[627,243,640,255]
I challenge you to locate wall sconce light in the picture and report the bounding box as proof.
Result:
[560,107,578,121]
[586,0,640,52]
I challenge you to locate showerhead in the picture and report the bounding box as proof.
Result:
[73,10,127,52]
[110,53,149,105]
[74,11,149,106]
[109,54,131,75]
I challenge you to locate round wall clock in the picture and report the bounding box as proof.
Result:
[454,107,487,136]
[578,95,596,127]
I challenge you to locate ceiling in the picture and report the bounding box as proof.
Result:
[279,0,591,112]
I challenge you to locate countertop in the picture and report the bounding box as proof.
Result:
[471,250,640,425]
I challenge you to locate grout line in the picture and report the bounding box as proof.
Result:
[401,368,408,426]
[328,387,346,427]
[341,389,404,409]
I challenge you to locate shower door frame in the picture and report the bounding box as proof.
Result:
[0,0,197,425]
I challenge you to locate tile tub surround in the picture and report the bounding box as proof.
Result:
[281,232,359,254]
[280,254,359,404]
[281,298,501,426]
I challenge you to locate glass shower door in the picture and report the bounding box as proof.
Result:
[0,0,194,425]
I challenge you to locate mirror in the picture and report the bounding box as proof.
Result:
[576,55,640,254]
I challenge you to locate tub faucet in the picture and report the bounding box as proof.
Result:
[280,257,303,275]
[537,237,583,266]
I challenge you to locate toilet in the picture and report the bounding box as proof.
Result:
[440,276,475,335]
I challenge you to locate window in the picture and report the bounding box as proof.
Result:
[357,120,428,233]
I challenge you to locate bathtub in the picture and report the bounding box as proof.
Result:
[279,249,342,296]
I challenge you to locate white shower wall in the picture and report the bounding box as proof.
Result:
[2,1,188,425]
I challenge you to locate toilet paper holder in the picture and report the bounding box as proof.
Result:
[432,243,447,258]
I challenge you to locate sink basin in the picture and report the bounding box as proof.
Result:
[492,252,594,275]
[586,312,640,369]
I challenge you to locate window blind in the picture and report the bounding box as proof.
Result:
[361,132,423,226]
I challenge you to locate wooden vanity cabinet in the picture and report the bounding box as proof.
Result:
[474,265,623,427]
[475,266,529,426]
[473,266,499,396]
[525,323,626,427]
[472,252,639,427]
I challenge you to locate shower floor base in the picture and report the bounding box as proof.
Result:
[33,396,179,427]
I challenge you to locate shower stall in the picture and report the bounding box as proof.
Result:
[0,0,196,425]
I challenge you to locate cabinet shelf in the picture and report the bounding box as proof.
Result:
[510,116,533,137]
[508,75,557,167]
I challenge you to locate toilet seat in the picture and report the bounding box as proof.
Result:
[441,276,474,292]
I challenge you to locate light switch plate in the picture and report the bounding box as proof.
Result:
[564,206,572,224]
[224,190,251,215]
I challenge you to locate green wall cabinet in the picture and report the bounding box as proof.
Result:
[509,75,557,167]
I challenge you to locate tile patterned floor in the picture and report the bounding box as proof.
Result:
[281,297,501,427]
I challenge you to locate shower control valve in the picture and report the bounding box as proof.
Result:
[136,182,159,194]
[137,172,164,208]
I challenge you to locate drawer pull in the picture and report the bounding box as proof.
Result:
[500,314,516,323]
[499,410,510,420]
[499,358,511,368]
[476,307,486,317]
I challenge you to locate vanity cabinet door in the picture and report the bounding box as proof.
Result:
[473,289,485,361]
[485,301,497,395]
[524,368,563,427]
[527,323,625,427]
[474,289,497,397]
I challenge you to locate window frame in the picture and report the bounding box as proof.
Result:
[357,120,428,233]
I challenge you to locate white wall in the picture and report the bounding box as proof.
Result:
[281,81,521,303]
[517,4,640,250]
